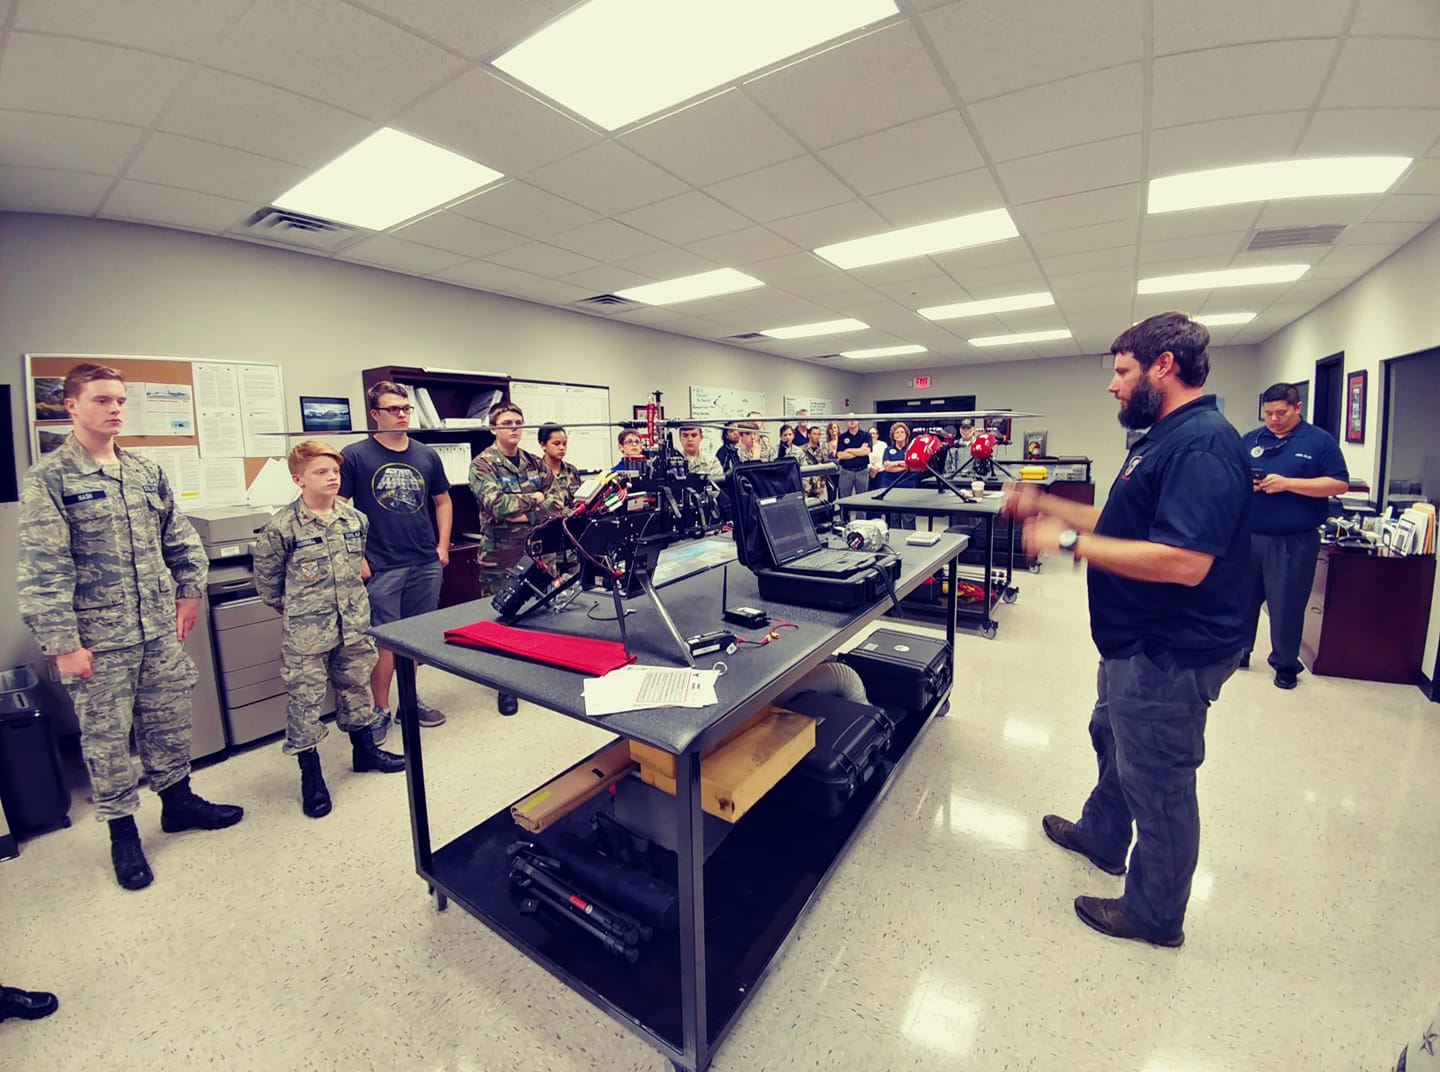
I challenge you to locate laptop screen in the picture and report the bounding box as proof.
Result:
[757,493,820,565]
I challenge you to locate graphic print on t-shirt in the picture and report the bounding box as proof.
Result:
[371,463,426,513]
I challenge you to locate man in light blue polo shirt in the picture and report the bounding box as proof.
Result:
[1242,383,1349,690]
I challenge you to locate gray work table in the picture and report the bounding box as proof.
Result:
[837,486,1034,638]
[369,532,966,1072]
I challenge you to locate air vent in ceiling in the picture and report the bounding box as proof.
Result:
[238,207,364,252]
[725,332,766,341]
[577,293,640,308]
[1247,225,1346,251]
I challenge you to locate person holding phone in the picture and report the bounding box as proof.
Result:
[1242,384,1348,689]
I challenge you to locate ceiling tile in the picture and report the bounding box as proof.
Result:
[12,0,250,57]
[1030,219,1140,257]
[1153,42,1334,128]
[547,218,669,262]
[448,180,599,237]
[867,168,1005,227]
[1394,159,1440,195]
[706,155,852,222]
[954,261,1050,292]
[0,165,110,215]
[766,200,890,249]
[207,0,465,120]
[620,89,805,187]
[338,234,469,275]
[1041,246,1137,276]
[345,0,577,60]
[1140,231,1250,265]
[929,237,1034,276]
[526,142,689,216]
[558,265,657,294]
[1141,204,1260,241]
[0,33,190,125]
[744,23,954,150]
[498,278,594,305]
[159,70,376,169]
[819,111,983,196]
[1335,220,1430,247]
[742,252,838,284]
[618,191,752,245]
[1147,113,1310,176]
[0,110,144,173]
[848,258,956,287]
[1363,193,1440,223]
[615,246,721,280]
[1349,0,1440,36]
[1298,108,1440,157]
[997,135,1142,205]
[433,260,541,292]
[1152,0,1351,54]
[873,275,972,306]
[1252,195,1382,228]
[393,67,600,177]
[1012,184,1142,233]
[390,210,527,258]
[1046,266,1138,292]
[101,180,252,233]
[688,226,799,267]
[483,241,598,278]
[125,133,306,204]
[969,64,1143,161]
[1324,38,1440,110]
[924,0,1142,101]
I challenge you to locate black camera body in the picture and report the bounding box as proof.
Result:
[491,556,556,619]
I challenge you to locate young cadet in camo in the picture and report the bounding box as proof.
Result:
[18,362,244,892]
[469,400,564,717]
[253,440,405,819]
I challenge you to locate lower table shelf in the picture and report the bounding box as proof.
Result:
[421,691,944,1063]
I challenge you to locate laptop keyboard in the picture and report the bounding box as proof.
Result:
[791,548,863,570]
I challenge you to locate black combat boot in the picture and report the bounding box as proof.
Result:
[497,690,518,716]
[349,729,405,774]
[108,815,153,891]
[0,985,59,1021]
[158,777,245,833]
[297,749,332,818]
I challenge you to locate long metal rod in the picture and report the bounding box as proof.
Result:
[674,746,709,1071]
[638,567,696,667]
[398,655,433,875]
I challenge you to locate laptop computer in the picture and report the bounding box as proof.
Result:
[756,492,876,576]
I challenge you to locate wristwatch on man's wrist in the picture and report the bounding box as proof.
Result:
[1058,528,1080,560]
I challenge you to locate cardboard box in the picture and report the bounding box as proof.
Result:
[627,704,776,780]
[510,740,636,834]
[633,709,816,823]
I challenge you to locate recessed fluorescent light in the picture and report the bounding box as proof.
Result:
[615,268,764,305]
[1195,312,1256,327]
[1138,264,1308,294]
[840,344,928,358]
[814,208,1018,270]
[969,329,1072,348]
[1148,156,1411,214]
[493,0,899,131]
[760,318,869,339]
[274,128,503,231]
[919,291,1054,321]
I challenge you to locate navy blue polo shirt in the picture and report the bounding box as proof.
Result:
[873,444,917,489]
[1089,396,1251,665]
[1241,421,1348,535]
[836,430,870,471]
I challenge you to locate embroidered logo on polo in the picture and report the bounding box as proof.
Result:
[1122,455,1144,480]
[371,462,426,513]
[63,490,107,504]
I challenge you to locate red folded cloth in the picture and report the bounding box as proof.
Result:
[444,619,634,676]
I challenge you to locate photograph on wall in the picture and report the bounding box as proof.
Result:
[33,376,66,421]
[1345,370,1367,444]
[300,396,353,432]
[36,426,71,455]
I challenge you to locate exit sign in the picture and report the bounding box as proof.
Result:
[912,376,930,389]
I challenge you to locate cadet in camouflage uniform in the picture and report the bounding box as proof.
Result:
[17,363,243,891]
[470,401,562,716]
[253,440,403,818]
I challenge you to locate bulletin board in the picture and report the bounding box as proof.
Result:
[508,378,612,473]
[689,384,768,422]
[783,394,833,418]
[24,353,292,512]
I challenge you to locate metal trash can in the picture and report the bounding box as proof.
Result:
[0,667,72,837]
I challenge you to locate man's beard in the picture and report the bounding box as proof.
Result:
[1118,377,1163,429]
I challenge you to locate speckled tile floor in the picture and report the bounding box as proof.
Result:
[3,563,1437,1071]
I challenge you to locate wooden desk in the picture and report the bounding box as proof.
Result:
[1301,545,1436,683]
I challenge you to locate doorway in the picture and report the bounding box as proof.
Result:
[1313,352,1344,440]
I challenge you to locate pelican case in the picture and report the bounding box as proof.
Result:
[841,628,952,713]
[773,691,896,820]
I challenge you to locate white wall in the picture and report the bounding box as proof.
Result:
[0,212,865,669]
[1257,218,1440,688]
[857,343,1262,503]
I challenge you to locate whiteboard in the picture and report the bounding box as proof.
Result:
[508,379,611,473]
[783,394,834,418]
[689,385,768,422]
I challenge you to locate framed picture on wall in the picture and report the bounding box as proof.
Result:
[1345,370,1367,443]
